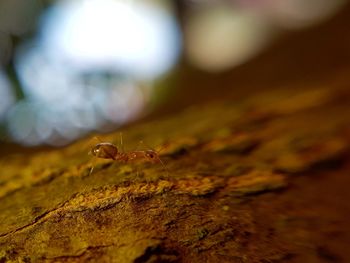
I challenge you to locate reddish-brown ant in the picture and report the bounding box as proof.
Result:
[89,135,166,175]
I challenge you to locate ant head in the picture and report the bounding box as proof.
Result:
[90,142,118,159]
[145,150,159,162]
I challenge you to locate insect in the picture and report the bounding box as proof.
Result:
[89,135,166,175]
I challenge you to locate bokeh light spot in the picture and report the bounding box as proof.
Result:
[40,0,181,79]
[185,6,271,72]
[9,0,181,146]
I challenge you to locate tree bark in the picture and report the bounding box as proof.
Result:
[0,84,350,262]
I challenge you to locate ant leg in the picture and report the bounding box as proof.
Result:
[134,164,145,179]
[87,136,103,176]
[147,142,169,175]
[119,132,125,153]
[88,156,97,176]
[140,141,169,175]
[89,166,94,176]
[158,157,169,176]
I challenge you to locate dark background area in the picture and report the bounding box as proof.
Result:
[164,2,350,110]
[1,1,350,155]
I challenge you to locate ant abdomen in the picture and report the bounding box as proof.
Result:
[91,142,119,160]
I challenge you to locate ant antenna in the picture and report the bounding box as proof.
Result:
[154,143,169,156]
[142,140,169,156]
[157,156,169,176]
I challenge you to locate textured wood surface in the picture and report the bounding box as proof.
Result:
[0,84,349,262]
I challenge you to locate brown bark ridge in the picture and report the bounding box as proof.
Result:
[0,85,350,262]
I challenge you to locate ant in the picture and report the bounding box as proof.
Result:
[88,134,166,175]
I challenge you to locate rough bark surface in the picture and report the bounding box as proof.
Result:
[0,85,350,262]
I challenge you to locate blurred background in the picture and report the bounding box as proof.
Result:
[0,0,349,149]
